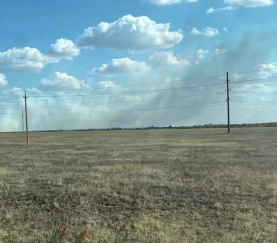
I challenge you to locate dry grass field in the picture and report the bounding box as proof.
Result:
[0,128,277,243]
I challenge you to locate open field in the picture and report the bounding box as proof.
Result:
[0,128,277,243]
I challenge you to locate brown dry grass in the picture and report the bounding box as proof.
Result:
[0,128,277,243]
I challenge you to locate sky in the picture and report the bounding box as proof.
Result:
[0,0,277,131]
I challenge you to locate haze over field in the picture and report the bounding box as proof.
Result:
[1,0,277,131]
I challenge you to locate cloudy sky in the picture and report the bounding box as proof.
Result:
[0,0,277,131]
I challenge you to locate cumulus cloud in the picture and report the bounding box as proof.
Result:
[141,0,197,5]
[214,48,228,55]
[208,0,274,14]
[0,74,8,86]
[90,58,150,76]
[223,27,229,32]
[49,38,80,60]
[148,51,190,66]
[255,61,277,78]
[41,72,90,89]
[97,81,117,89]
[76,15,183,51]
[2,87,41,96]
[206,6,237,13]
[190,27,219,37]
[142,0,182,4]
[228,73,246,81]
[225,0,274,8]
[228,61,277,82]
[2,30,277,132]
[238,83,277,92]
[0,47,58,72]
[196,49,209,59]
[2,87,24,96]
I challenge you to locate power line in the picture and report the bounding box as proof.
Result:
[1,75,275,102]
[0,97,21,103]
[232,91,277,95]
[29,82,226,99]
[25,92,225,108]
[231,102,277,105]
[0,92,225,116]
[31,70,273,93]
[232,76,277,84]
[229,70,262,76]
[27,102,226,117]
[33,74,226,93]
[0,113,24,117]
[24,101,276,118]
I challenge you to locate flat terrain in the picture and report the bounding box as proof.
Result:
[0,128,277,243]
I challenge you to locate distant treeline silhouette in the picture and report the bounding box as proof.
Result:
[19,122,277,133]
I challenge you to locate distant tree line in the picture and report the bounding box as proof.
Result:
[21,122,277,133]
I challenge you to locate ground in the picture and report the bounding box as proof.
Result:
[0,128,277,243]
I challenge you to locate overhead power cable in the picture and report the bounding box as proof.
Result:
[232,76,277,84]
[0,97,21,103]
[27,102,226,117]
[232,91,277,95]
[32,74,226,93]
[229,70,262,76]
[29,82,226,99]
[231,102,277,105]
[26,92,225,107]
[0,101,224,118]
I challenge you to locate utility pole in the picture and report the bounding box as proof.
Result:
[22,110,24,133]
[226,72,231,134]
[23,91,29,145]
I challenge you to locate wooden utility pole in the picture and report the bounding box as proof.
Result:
[23,91,29,145]
[226,72,231,134]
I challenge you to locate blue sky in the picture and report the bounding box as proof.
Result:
[0,0,277,131]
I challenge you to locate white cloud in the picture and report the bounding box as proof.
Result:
[148,51,190,66]
[260,96,270,102]
[143,0,182,4]
[3,87,24,96]
[27,88,41,93]
[214,48,228,55]
[206,6,237,13]
[3,87,22,96]
[207,0,273,15]
[0,101,14,107]
[225,0,274,8]
[255,61,277,78]
[76,15,183,51]
[142,0,197,5]
[49,38,80,60]
[0,47,58,72]
[97,81,117,89]
[196,49,209,59]
[2,87,41,96]
[238,83,277,92]
[219,72,245,82]
[190,27,219,37]
[0,74,8,87]
[41,72,90,89]
[229,73,246,81]
[90,58,150,76]
[223,27,229,32]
